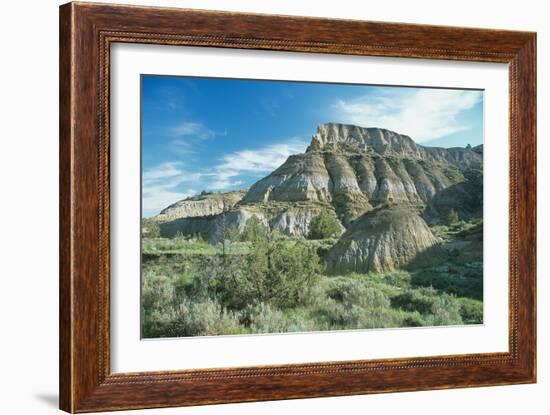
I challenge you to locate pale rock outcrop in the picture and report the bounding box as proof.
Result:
[159,203,344,243]
[326,206,438,274]
[270,205,344,237]
[155,190,245,223]
[154,123,482,248]
[159,207,267,243]
[242,152,331,203]
[237,124,479,225]
[308,123,424,157]
[309,123,482,169]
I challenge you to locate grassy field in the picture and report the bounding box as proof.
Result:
[141,220,483,338]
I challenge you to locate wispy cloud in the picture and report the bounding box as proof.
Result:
[169,121,224,140]
[333,88,482,142]
[166,121,227,156]
[210,139,309,190]
[142,162,182,181]
[143,138,310,215]
[143,188,196,217]
[142,162,199,216]
[170,139,196,156]
[208,179,244,191]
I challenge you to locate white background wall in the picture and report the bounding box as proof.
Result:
[0,0,546,414]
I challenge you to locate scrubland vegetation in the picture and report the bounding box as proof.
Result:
[141,216,483,338]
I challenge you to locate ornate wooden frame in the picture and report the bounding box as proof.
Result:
[59,2,536,412]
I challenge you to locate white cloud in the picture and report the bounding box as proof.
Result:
[142,162,200,216]
[142,138,310,214]
[211,139,308,189]
[334,88,482,142]
[170,139,196,156]
[166,121,227,156]
[142,189,195,217]
[169,121,220,140]
[209,179,244,190]
[142,162,182,181]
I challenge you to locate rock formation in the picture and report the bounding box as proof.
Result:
[153,123,483,272]
[155,190,246,223]
[159,205,267,242]
[326,205,439,274]
[423,167,483,224]
[241,123,481,225]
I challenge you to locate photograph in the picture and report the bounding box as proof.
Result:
[2,0,543,413]
[140,76,484,338]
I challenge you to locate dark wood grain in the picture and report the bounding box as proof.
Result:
[59,2,536,413]
[59,3,73,411]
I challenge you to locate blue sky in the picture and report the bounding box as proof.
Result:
[142,75,483,217]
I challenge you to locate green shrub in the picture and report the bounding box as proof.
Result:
[142,218,160,238]
[298,280,327,307]
[327,278,391,309]
[142,235,215,254]
[422,295,463,326]
[314,296,402,330]
[402,312,424,327]
[141,271,179,337]
[241,216,267,242]
[248,303,288,333]
[185,258,223,301]
[314,297,362,328]
[391,287,463,326]
[239,235,322,309]
[283,310,322,333]
[357,306,403,329]
[411,263,483,301]
[171,227,324,312]
[391,287,439,314]
[381,270,412,288]
[142,272,176,317]
[225,224,241,242]
[308,209,342,240]
[245,304,325,334]
[314,278,404,329]
[447,209,459,225]
[457,297,483,324]
[142,309,180,338]
[172,298,243,336]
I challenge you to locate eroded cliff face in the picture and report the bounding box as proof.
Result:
[153,123,482,272]
[158,202,344,243]
[270,204,345,236]
[308,123,482,169]
[308,123,424,157]
[155,190,246,223]
[326,205,439,274]
[241,123,480,225]
[159,206,267,243]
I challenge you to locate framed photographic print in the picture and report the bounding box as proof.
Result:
[59,2,536,412]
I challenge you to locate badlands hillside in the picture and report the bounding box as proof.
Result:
[153,123,483,274]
